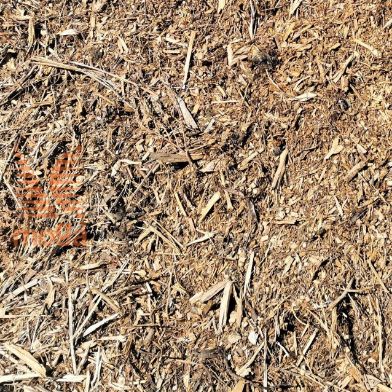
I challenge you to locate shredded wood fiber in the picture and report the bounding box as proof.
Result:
[1,1,392,391]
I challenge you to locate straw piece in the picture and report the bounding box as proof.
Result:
[199,192,221,222]
[190,279,229,304]
[0,373,40,383]
[182,31,196,89]
[3,344,46,377]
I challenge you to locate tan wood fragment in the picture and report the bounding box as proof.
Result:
[190,279,228,304]
[346,160,367,182]
[218,280,233,332]
[182,31,196,89]
[150,152,203,163]
[272,149,288,189]
[199,192,221,222]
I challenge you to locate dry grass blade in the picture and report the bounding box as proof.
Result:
[30,57,154,102]
[0,373,41,384]
[296,329,319,366]
[82,313,119,338]
[182,31,196,89]
[3,344,46,377]
[190,279,229,304]
[57,374,87,382]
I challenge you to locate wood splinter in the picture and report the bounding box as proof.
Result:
[271,148,288,189]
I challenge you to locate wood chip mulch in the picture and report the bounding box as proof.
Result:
[1,1,392,391]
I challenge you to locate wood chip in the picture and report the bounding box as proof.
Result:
[384,18,392,29]
[82,313,119,337]
[289,92,317,102]
[324,137,343,160]
[2,3,391,390]
[239,151,258,170]
[236,343,264,377]
[271,149,288,189]
[378,385,392,392]
[190,279,229,304]
[332,54,356,83]
[218,0,226,13]
[218,280,233,332]
[176,96,198,130]
[289,0,303,16]
[199,191,221,222]
[230,379,245,392]
[150,152,203,163]
[346,160,367,182]
[186,231,216,247]
[243,251,255,296]
[354,38,381,57]
[182,31,196,89]
[58,29,80,36]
